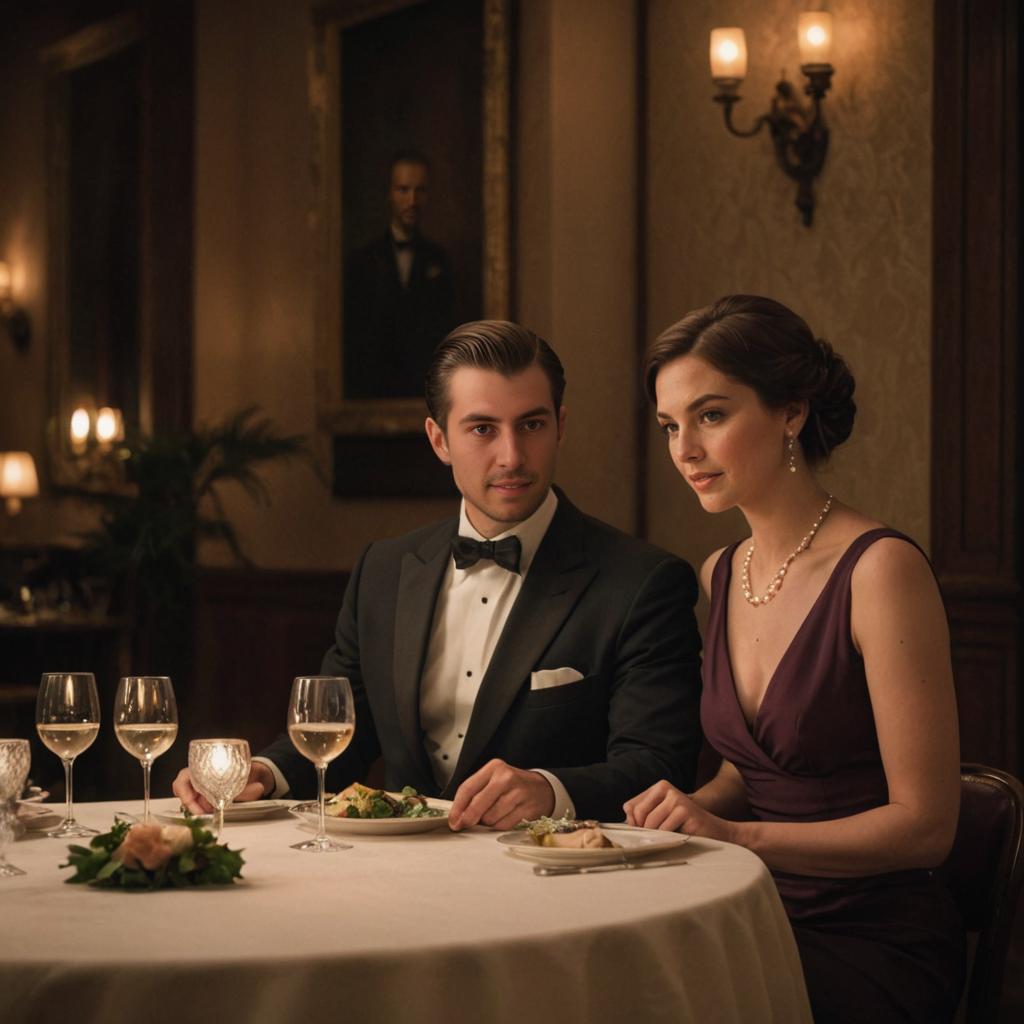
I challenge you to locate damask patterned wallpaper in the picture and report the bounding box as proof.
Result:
[644,0,934,573]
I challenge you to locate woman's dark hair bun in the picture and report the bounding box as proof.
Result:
[803,337,856,462]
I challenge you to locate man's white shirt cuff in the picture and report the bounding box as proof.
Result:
[253,756,290,799]
[531,769,574,820]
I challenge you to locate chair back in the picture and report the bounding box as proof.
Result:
[943,763,1024,1023]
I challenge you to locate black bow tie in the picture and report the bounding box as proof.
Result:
[450,535,522,574]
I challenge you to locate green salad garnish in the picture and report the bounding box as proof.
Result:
[327,784,443,820]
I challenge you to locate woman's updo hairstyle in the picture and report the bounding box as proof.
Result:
[644,294,856,466]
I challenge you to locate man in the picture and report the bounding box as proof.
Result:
[343,150,455,399]
[174,321,701,829]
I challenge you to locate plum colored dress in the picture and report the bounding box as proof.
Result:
[701,529,964,1023]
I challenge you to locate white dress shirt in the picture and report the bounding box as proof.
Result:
[418,488,573,818]
[257,489,574,818]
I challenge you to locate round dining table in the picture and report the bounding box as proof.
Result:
[1,799,811,1024]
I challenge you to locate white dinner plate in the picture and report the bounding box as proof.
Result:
[152,799,295,827]
[290,800,452,835]
[497,823,690,866]
[16,802,63,832]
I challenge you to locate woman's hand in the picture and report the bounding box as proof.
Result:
[624,779,738,844]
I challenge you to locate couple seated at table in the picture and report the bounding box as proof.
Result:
[174,304,964,1024]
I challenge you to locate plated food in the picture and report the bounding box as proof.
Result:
[518,815,618,849]
[291,784,451,836]
[326,783,444,820]
[499,821,690,867]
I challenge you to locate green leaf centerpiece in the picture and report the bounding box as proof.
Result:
[62,819,244,890]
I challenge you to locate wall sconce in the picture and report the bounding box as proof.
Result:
[69,405,126,455]
[0,451,40,515]
[0,261,31,351]
[710,11,835,226]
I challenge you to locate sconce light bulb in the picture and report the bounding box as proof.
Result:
[95,407,120,444]
[70,407,91,444]
[798,11,833,66]
[710,28,748,83]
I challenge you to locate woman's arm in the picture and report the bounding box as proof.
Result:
[624,758,749,826]
[630,538,962,877]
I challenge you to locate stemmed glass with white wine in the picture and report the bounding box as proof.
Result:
[188,739,251,835]
[36,672,101,838]
[114,676,178,823]
[287,675,355,852]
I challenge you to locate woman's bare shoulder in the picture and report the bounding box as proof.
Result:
[851,531,935,590]
[700,545,733,599]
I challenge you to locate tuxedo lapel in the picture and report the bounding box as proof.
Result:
[392,523,453,782]
[444,501,598,793]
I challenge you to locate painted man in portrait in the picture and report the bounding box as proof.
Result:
[343,150,456,399]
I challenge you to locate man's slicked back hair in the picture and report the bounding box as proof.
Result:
[425,320,566,429]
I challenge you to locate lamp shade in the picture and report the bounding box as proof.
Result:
[710,28,748,83]
[0,451,39,514]
[798,11,833,66]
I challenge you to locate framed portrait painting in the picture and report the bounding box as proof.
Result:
[310,0,512,496]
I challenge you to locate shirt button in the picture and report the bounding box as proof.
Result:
[442,754,449,761]
[466,670,472,677]
[481,597,488,604]
[458,733,464,739]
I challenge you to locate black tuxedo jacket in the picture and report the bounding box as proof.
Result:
[343,232,455,399]
[261,494,702,821]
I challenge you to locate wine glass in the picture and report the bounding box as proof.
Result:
[113,676,178,823]
[188,739,251,835]
[0,739,31,878]
[287,675,355,852]
[36,672,101,838]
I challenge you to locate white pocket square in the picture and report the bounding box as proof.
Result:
[530,667,584,691]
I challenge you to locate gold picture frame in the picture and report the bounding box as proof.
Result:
[309,0,512,465]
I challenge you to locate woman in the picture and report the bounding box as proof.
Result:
[625,295,964,1023]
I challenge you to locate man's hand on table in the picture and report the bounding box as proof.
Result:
[171,761,275,816]
[448,759,555,831]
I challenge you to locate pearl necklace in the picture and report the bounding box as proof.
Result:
[741,494,834,607]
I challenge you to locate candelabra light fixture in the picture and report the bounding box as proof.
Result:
[0,261,31,351]
[710,11,835,226]
[69,405,125,455]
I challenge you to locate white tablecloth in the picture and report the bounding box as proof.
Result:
[0,800,811,1024]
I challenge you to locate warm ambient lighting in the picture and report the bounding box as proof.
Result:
[709,28,747,85]
[69,405,124,453]
[710,10,836,226]
[70,407,91,452]
[95,407,123,445]
[0,451,40,515]
[798,11,833,65]
[0,260,31,351]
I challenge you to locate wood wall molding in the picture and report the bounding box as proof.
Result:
[932,0,1020,770]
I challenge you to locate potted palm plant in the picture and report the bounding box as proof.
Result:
[82,405,306,664]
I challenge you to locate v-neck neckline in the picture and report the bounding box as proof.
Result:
[719,528,891,737]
